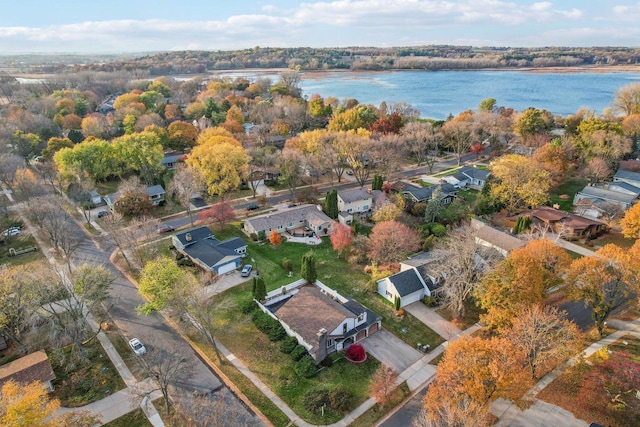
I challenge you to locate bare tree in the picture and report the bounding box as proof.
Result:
[401,121,442,171]
[170,389,252,427]
[504,305,581,379]
[133,344,194,416]
[436,227,501,321]
[442,120,474,165]
[414,398,488,427]
[124,216,161,269]
[169,165,202,227]
[101,211,133,268]
[370,364,398,405]
[0,153,23,191]
[371,133,406,181]
[0,265,41,354]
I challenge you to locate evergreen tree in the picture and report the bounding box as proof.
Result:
[254,276,266,301]
[372,175,383,191]
[301,251,317,284]
[324,189,339,219]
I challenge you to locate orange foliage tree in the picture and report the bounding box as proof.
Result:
[330,223,353,257]
[269,230,282,247]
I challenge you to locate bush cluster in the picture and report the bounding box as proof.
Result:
[279,336,299,354]
[294,356,318,378]
[281,258,293,272]
[251,309,286,341]
[345,343,366,362]
[290,345,308,361]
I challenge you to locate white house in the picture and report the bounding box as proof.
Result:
[377,256,443,308]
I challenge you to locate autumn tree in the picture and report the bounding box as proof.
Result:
[367,221,421,264]
[114,183,154,217]
[620,199,640,238]
[0,380,100,427]
[566,242,640,336]
[198,199,236,230]
[169,165,201,227]
[505,305,581,379]
[423,336,530,426]
[489,154,551,214]
[137,256,192,315]
[328,103,378,132]
[613,82,640,116]
[167,121,198,150]
[371,203,402,223]
[269,230,282,247]
[370,364,398,405]
[441,119,474,166]
[583,157,612,183]
[277,148,303,200]
[330,223,353,258]
[301,251,317,284]
[532,142,572,186]
[476,239,571,330]
[0,265,41,354]
[514,107,549,144]
[187,136,249,196]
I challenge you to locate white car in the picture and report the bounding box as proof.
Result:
[2,227,21,237]
[128,338,147,356]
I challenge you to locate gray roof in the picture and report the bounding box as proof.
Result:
[387,269,426,297]
[576,186,637,204]
[402,183,457,202]
[89,190,101,198]
[338,188,372,204]
[474,223,525,253]
[614,169,640,184]
[451,172,468,181]
[161,153,185,166]
[415,265,441,292]
[175,226,245,269]
[606,181,640,196]
[146,185,166,197]
[459,166,490,181]
[244,204,333,233]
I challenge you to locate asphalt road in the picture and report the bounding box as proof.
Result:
[67,222,262,425]
[380,388,427,427]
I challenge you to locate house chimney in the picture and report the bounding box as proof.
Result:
[316,328,328,362]
[185,233,192,242]
[367,188,371,194]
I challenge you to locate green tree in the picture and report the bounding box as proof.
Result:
[328,104,379,132]
[372,174,383,191]
[137,256,188,315]
[11,131,41,161]
[301,251,317,284]
[478,97,497,112]
[514,107,548,141]
[253,276,266,301]
[324,189,339,219]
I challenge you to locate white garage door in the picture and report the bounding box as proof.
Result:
[400,291,423,307]
[217,262,236,275]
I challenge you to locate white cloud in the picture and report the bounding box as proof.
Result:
[611,4,640,21]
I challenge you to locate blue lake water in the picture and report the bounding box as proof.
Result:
[296,70,640,120]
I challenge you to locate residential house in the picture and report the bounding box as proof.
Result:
[337,188,385,225]
[377,254,444,308]
[172,226,247,275]
[260,280,381,363]
[0,350,56,391]
[401,182,457,204]
[471,218,525,257]
[573,184,638,219]
[526,206,606,240]
[161,152,186,170]
[243,204,334,238]
[613,169,640,188]
[443,166,491,189]
[104,185,166,210]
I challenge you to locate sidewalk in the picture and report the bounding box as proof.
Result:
[10,200,164,426]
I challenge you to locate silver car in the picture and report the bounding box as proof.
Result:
[128,338,147,356]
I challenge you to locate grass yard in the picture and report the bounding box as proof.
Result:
[537,335,640,427]
[105,330,146,380]
[432,166,462,178]
[0,234,43,267]
[436,298,484,330]
[51,339,126,407]
[103,408,152,427]
[590,229,635,250]
[458,188,479,205]
[413,179,434,187]
[549,178,587,212]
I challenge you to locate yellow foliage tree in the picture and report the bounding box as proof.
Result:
[186,141,249,196]
[620,200,640,239]
[489,154,551,214]
[0,380,99,427]
[196,127,240,146]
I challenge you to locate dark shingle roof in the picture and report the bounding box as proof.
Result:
[387,269,426,297]
[415,265,441,292]
[146,185,165,197]
[459,166,490,181]
[174,227,244,269]
[0,351,55,388]
[402,183,457,202]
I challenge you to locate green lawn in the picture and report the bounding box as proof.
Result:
[549,178,587,212]
[458,188,479,205]
[432,166,462,178]
[103,408,152,427]
[0,234,44,267]
[413,179,434,187]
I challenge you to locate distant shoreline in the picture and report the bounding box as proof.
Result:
[8,64,640,81]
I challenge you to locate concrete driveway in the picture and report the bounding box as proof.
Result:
[405,301,461,340]
[361,328,423,373]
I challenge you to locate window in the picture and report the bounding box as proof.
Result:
[327,339,334,348]
[357,314,364,322]
[289,222,293,227]
[299,219,304,223]
[386,291,392,298]
[277,225,283,229]
[317,225,322,231]
[363,205,369,211]
[342,323,347,334]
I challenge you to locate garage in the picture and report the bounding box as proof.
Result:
[216,262,237,275]
[400,290,423,307]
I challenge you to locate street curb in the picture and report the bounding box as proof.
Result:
[108,249,274,427]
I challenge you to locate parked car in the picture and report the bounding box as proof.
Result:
[241,264,253,277]
[128,338,146,356]
[287,203,297,208]
[2,227,21,237]
[247,203,259,211]
[97,210,109,218]
[346,170,354,176]
[157,224,176,234]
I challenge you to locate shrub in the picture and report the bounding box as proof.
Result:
[422,235,435,251]
[411,202,427,217]
[250,232,258,241]
[302,388,329,413]
[290,345,308,361]
[281,258,293,272]
[295,356,318,378]
[329,385,353,412]
[239,298,257,314]
[346,343,366,362]
[319,356,334,367]
[427,222,447,237]
[257,230,266,241]
[177,258,194,267]
[252,310,287,341]
[175,252,185,260]
[394,295,401,311]
[280,336,298,354]
[423,295,438,307]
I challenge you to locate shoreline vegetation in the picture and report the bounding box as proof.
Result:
[2,45,640,77]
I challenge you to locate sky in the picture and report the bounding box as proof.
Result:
[0,1,639,53]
